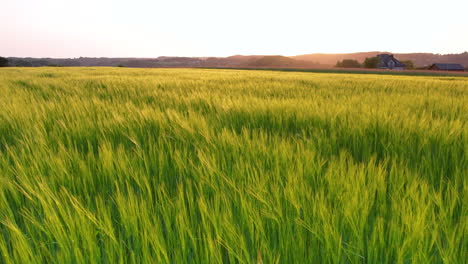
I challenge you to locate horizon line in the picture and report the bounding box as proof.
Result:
[3,51,468,60]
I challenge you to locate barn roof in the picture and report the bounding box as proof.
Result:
[431,63,465,70]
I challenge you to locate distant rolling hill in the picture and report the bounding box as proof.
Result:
[6,55,322,68]
[5,52,468,68]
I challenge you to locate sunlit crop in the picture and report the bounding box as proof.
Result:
[0,67,466,263]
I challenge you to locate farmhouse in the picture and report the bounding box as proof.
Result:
[428,63,465,71]
[377,54,405,70]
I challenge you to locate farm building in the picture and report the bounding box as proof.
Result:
[428,63,465,71]
[377,54,406,70]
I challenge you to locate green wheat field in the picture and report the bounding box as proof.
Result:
[0,67,466,263]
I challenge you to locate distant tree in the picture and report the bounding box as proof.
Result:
[0,57,8,67]
[363,56,379,68]
[335,59,361,68]
[14,59,33,67]
[117,64,125,67]
[401,60,414,69]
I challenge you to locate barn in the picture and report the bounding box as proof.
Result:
[428,63,465,71]
[377,54,406,70]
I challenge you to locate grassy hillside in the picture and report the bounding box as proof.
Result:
[246,56,315,67]
[0,68,466,263]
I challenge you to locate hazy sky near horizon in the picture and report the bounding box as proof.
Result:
[2,0,467,58]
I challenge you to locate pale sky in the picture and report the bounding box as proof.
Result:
[1,0,467,58]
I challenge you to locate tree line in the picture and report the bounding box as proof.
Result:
[335,57,414,69]
[0,57,8,67]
